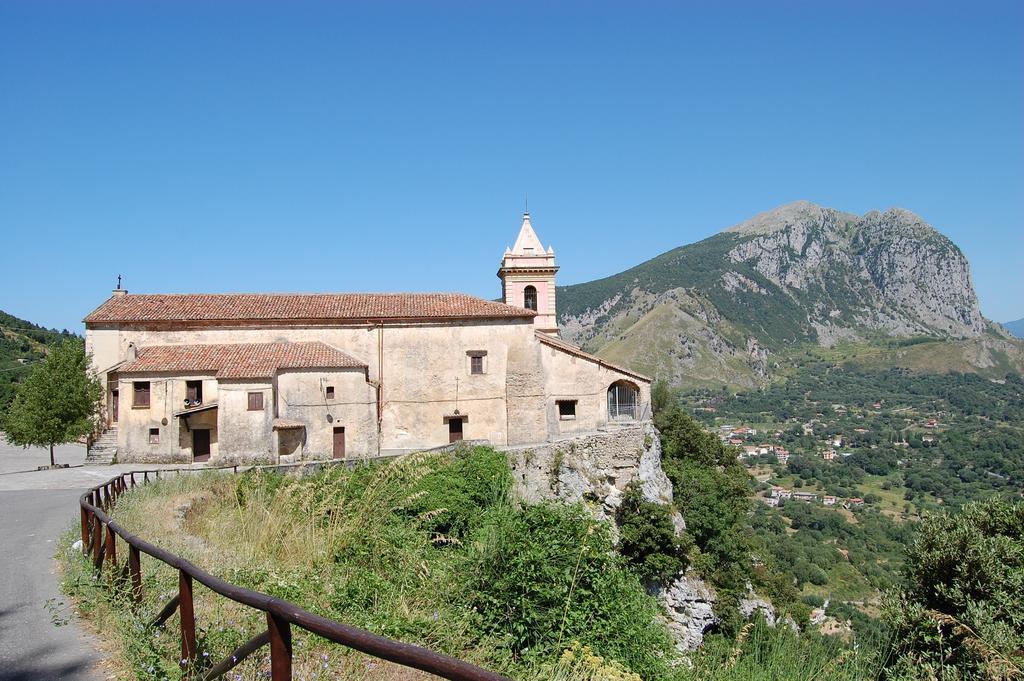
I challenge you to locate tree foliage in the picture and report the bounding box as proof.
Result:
[616,481,690,583]
[0,308,78,413]
[2,339,101,465]
[654,403,755,628]
[468,502,674,677]
[883,498,1024,680]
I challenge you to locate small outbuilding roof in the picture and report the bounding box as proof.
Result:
[85,292,535,325]
[119,342,365,379]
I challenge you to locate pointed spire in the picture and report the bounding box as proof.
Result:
[511,212,546,255]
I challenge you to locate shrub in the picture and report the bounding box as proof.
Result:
[616,482,690,583]
[882,498,1024,680]
[401,445,512,538]
[468,502,674,678]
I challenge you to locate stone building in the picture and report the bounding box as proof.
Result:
[84,214,651,464]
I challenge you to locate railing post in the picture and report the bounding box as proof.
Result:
[92,519,103,571]
[105,523,117,568]
[129,546,142,604]
[130,472,136,488]
[267,612,293,681]
[80,505,89,549]
[179,570,196,668]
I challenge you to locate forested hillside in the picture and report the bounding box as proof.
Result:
[676,365,1024,642]
[0,310,78,413]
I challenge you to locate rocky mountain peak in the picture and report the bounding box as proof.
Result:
[724,203,985,339]
[726,200,856,236]
[556,202,1009,388]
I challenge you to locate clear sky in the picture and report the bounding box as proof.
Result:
[1,0,1021,331]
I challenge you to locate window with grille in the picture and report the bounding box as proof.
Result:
[557,400,577,420]
[607,381,639,420]
[149,428,160,444]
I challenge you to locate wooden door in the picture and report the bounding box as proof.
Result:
[111,389,119,423]
[193,429,211,462]
[332,427,346,460]
[448,418,463,443]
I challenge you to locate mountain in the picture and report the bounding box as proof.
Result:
[1003,318,1024,339]
[557,201,1023,387]
[0,310,78,413]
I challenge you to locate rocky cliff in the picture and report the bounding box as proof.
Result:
[558,201,1020,387]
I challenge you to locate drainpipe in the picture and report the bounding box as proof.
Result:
[377,321,384,457]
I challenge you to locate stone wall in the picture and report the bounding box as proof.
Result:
[503,422,672,517]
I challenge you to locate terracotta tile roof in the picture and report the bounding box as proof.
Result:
[85,293,535,324]
[535,331,651,383]
[120,342,365,379]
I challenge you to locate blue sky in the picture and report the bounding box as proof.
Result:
[1,0,1021,331]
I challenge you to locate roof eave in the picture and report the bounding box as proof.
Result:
[535,332,652,383]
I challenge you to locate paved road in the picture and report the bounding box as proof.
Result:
[0,443,105,680]
[0,441,213,680]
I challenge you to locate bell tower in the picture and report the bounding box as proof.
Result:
[498,212,559,336]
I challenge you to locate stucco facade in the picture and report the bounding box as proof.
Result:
[84,215,651,465]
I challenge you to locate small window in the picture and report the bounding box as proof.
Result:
[523,285,538,311]
[133,381,150,407]
[467,351,487,375]
[557,400,577,420]
[186,380,203,405]
[149,428,160,444]
[326,386,335,399]
[247,392,264,411]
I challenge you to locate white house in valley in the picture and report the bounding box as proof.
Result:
[84,213,652,464]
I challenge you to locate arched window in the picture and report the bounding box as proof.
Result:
[607,380,639,421]
[523,285,538,311]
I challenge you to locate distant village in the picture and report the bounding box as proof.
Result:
[706,399,944,510]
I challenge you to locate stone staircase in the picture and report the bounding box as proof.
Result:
[86,426,118,465]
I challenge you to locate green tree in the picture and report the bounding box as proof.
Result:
[654,403,754,628]
[651,378,672,415]
[2,340,101,466]
[616,481,690,582]
[882,498,1024,680]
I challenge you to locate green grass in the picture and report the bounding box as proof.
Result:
[60,449,676,679]
[60,447,882,680]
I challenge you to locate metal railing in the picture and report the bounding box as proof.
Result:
[78,465,508,681]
